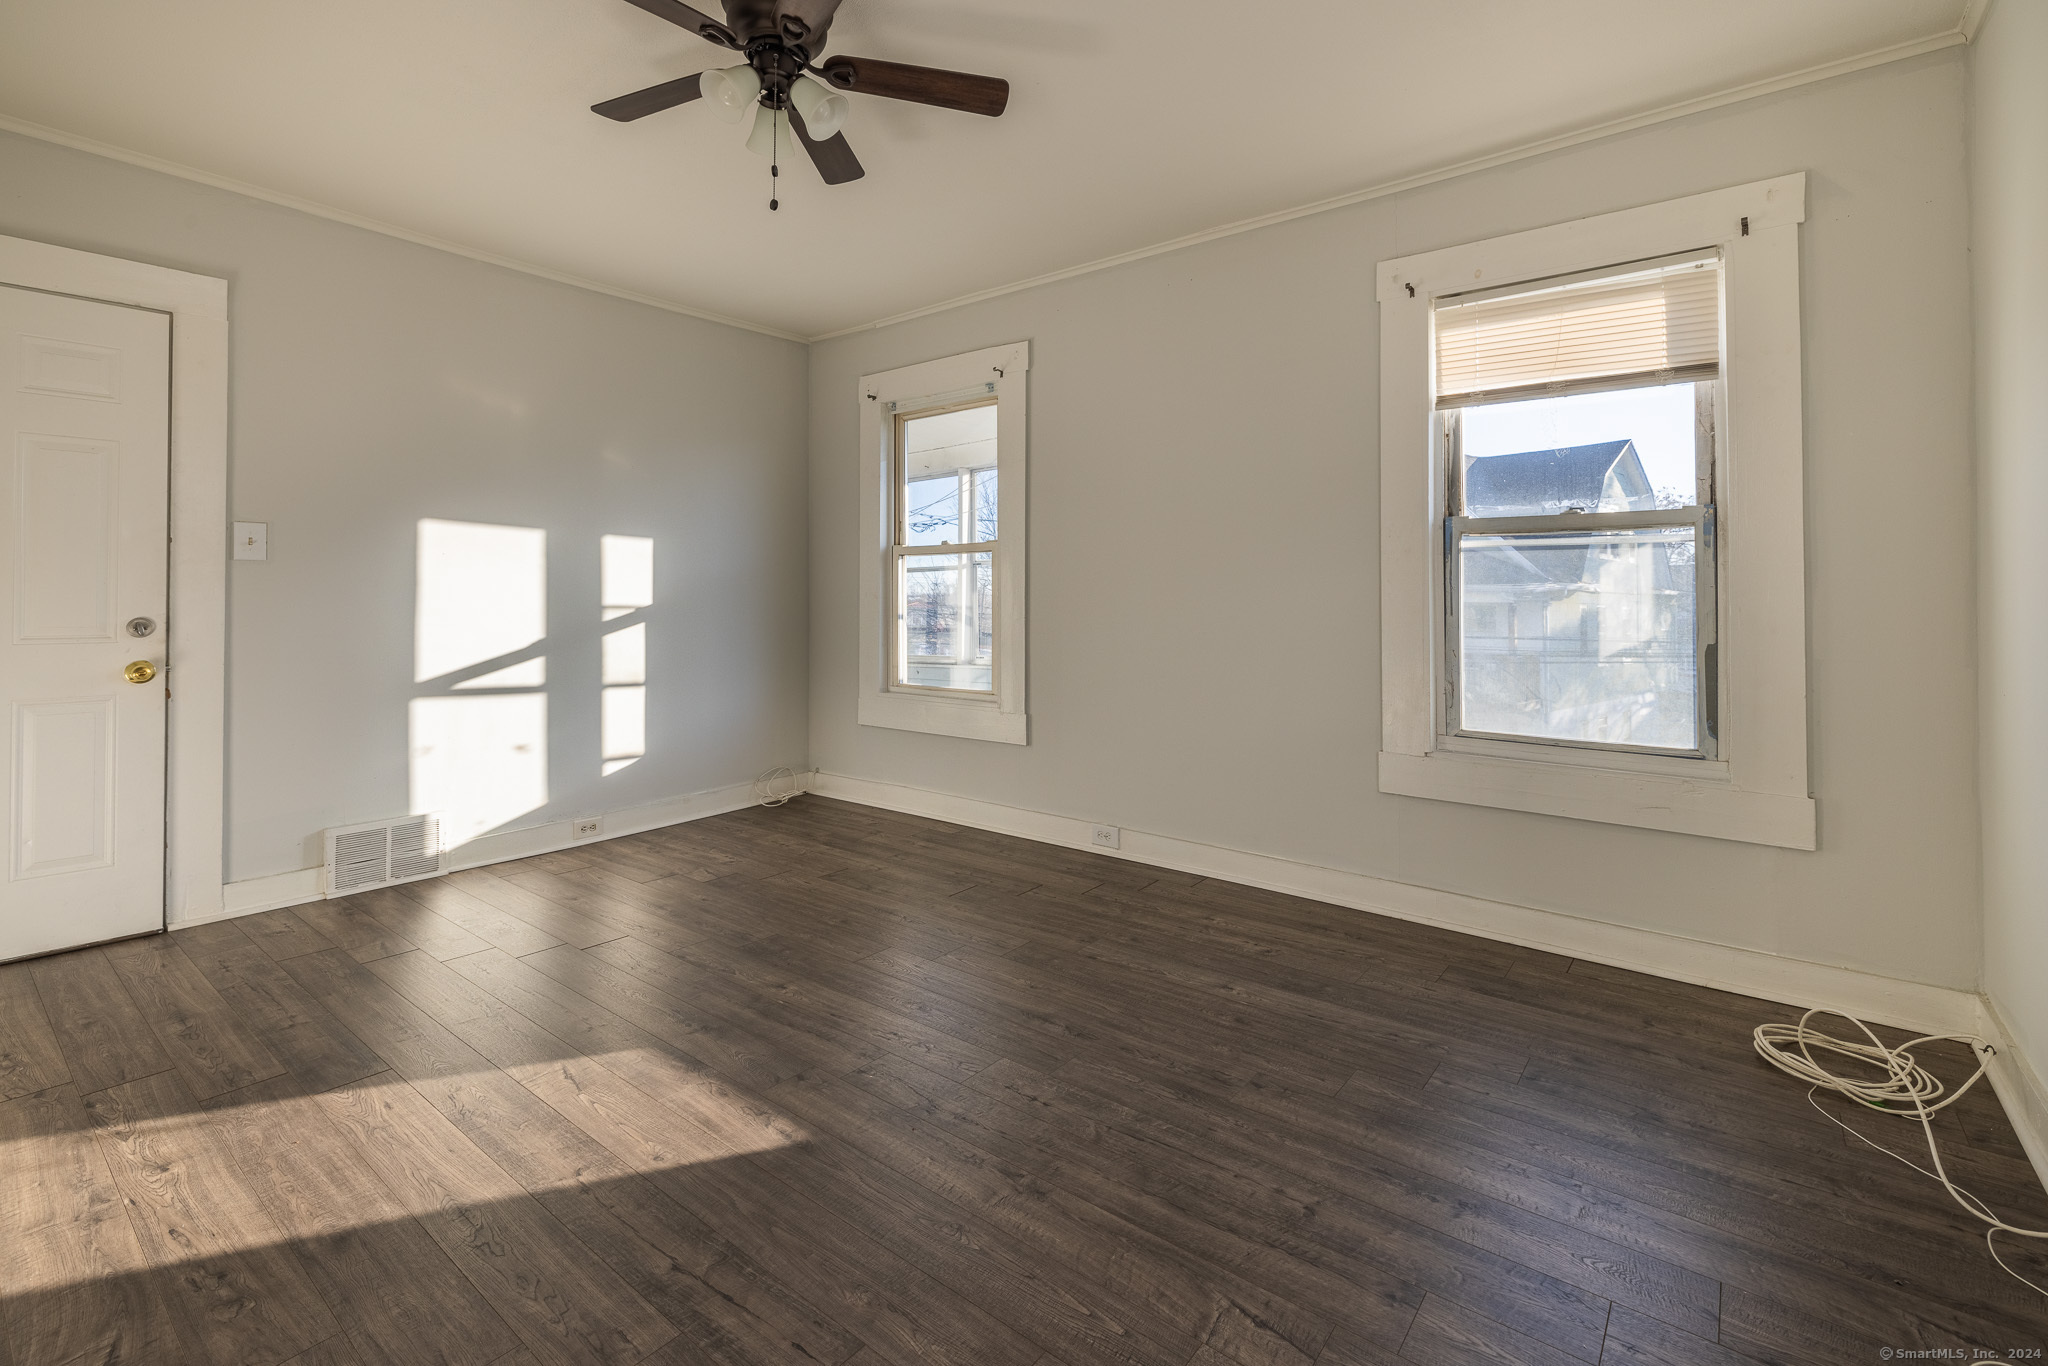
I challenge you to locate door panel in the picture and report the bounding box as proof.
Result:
[0,285,169,961]
[14,697,114,876]
[15,436,120,642]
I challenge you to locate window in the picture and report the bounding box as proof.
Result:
[1377,175,1814,848]
[1440,254,1720,757]
[895,400,998,693]
[858,342,1029,744]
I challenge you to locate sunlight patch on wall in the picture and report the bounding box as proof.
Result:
[409,694,547,847]
[415,519,545,683]
[412,519,549,846]
[600,534,652,777]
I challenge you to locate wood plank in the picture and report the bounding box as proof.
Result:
[0,1204,195,1366]
[443,868,628,949]
[1394,1293,1584,1366]
[0,959,68,1100]
[85,1067,339,1365]
[30,947,173,1095]
[313,1071,677,1366]
[294,898,423,963]
[171,921,388,1094]
[352,885,496,961]
[237,907,340,961]
[395,877,565,957]
[281,1338,368,1366]
[282,948,844,1366]
[1597,1305,1769,1365]
[102,934,288,1098]
[0,1079,187,1366]
[344,954,869,1366]
[204,1071,522,1366]
[0,1083,124,1239]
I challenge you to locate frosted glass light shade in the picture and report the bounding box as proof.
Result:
[700,65,761,123]
[746,105,786,158]
[789,75,849,139]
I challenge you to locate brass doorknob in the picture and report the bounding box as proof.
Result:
[124,660,157,684]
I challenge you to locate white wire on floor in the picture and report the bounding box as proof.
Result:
[1754,1008,2048,1298]
[752,766,799,808]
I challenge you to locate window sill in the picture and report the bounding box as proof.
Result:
[859,690,1027,745]
[1378,748,1814,849]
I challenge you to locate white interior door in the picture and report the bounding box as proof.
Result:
[0,284,170,961]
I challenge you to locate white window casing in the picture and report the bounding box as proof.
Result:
[858,341,1030,744]
[1377,175,1815,849]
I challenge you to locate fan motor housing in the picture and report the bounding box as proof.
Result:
[723,0,837,57]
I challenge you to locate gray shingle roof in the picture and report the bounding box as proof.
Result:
[1464,440,1655,517]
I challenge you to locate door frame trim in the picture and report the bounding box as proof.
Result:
[0,233,228,926]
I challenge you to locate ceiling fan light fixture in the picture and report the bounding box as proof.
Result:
[701,64,762,123]
[789,75,851,140]
[746,105,787,157]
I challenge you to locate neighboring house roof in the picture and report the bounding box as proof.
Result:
[1462,440,1664,591]
[1464,440,1656,517]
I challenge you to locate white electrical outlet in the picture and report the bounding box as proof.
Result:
[572,817,602,840]
[1091,825,1121,850]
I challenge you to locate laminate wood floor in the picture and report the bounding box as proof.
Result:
[3,796,2044,1366]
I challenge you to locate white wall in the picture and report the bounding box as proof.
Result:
[0,129,810,885]
[1973,2,2048,1072]
[809,53,1982,990]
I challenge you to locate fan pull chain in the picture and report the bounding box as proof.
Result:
[769,107,780,211]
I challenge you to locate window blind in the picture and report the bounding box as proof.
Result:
[1435,253,1720,408]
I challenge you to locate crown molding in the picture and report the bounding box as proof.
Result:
[1959,0,1993,43]
[0,112,806,343]
[1,22,1968,347]
[807,27,1965,342]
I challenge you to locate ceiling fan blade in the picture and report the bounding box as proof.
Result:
[819,56,1009,117]
[592,72,706,121]
[787,103,865,185]
[617,0,738,48]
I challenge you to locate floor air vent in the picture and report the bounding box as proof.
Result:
[324,814,444,897]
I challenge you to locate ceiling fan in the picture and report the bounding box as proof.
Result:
[592,0,1010,200]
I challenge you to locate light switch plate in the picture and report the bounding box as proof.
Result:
[232,521,268,561]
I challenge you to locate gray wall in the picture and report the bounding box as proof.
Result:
[809,52,1982,990]
[1973,2,2048,1071]
[0,129,810,883]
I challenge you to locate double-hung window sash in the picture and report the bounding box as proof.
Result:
[891,396,999,695]
[1436,252,1722,757]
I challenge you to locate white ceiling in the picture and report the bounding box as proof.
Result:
[0,0,1967,338]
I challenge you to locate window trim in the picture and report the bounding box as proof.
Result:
[858,341,1029,744]
[1377,175,1814,849]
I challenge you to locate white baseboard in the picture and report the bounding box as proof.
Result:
[807,772,1992,1037]
[811,770,2048,1192]
[1981,995,2048,1192]
[188,777,788,927]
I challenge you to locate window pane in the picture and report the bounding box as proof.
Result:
[1460,382,1698,515]
[973,468,999,544]
[903,475,960,546]
[901,402,997,545]
[898,551,993,692]
[1459,526,1697,749]
[975,555,992,664]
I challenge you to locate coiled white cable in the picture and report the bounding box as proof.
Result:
[752,766,799,808]
[1754,1008,2048,1297]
